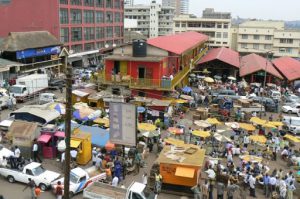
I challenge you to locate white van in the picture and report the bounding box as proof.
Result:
[269,90,281,101]
[282,116,300,135]
[39,93,57,104]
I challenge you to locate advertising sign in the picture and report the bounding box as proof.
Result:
[109,103,137,146]
[16,46,61,59]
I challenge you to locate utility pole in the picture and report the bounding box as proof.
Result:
[64,61,72,199]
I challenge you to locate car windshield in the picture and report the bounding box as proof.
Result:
[9,86,22,94]
[291,120,300,126]
[32,166,45,176]
[290,96,299,100]
[70,172,80,184]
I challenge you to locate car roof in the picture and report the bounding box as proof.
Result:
[40,93,55,96]
[71,167,86,177]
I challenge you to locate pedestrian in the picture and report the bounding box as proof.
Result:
[134,151,141,175]
[55,181,63,199]
[14,146,21,162]
[59,85,63,93]
[216,181,225,199]
[227,181,239,199]
[92,147,97,166]
[263,173,270,197]
[249,174,256,197]
[191,183,201,199]
[34,186,41,198]
[280,182,287,199]
[32,139,42,163]
[111,176,119,187]
[154,171,162,194]
[201,180,209,199]
[142,172,148,185]
[287,181,296,199]
[23,178,36,199]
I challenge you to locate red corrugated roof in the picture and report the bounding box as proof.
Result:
[272,56,300,81]
[197,47,240,68]
[147,32,208,55]
[240,53,283,79]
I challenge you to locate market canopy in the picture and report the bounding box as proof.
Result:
[284,134,300,143]
[240,155,262,163]
[272,56,300,81]
[194,120,211,128]
[206,118,221,125]
[138,123,156,132]
[249,135,267,144]
[250,117,267,125]
[37,134,51,143]
[213,133,232,142]
[240,53,283,79]
[168,127,184,135]
[192,130,211,138]
[238,123,256,131]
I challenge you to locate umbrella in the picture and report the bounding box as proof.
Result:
[202,69,211,74]
[284,134,300,143]
[249,135,267,144]
[48,103,66,114]
[192,130,211,138]
[182,86,193,93]
[142,131,160,138]
[268,121,283,126]
[138,123,156,132]
[168,127,183,135]
[240,155,262,163]
[227,76,236,80]
[180,94,194,100]
[206,118,221,125]
[194,120,211,128]
[174,99,188,104]
[73,102,89,109]
[137,106,146,113]
[238,123,256,131]
[94,117,109,127]
[225,122,239,129]
[189,73,196,77]
[214,133,232,142]
[73,107,97,121]
[214,75,222,80]
[177,118,193,126]
[204,77,214,83]
[216,129,234,137]
[197,75,206,79]
[262,122,277,129]
[250,117,267,125]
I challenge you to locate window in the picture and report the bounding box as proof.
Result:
[217,24,222,28]
[96,42,105,49]
[84,0,94,6]
[181,23,186,27]
[114,0,120,8]
[96,27,105,39]
[84,10,94,23]
[114,26,121,37]
[60,28,69,42]
[60,0,68,4]
[71,27,82,41]
[71,0,81,5]
[114,12,121,22]
[253,44,259,50]
[224,23,228,29]
[253,35,260,40]
[286,48,292,53]
[106,26,113,38]
[106,12,113,23]
[84,27,95,40]
[265,35,272,40]
[60,9,68,24]
[95,0,104,7]
[241,43,247,48]
[280,39,293,44]
[241,34,248,39]
[264,44,272,49]
[223,32,228,38]
[84,43,94,50]
[96,11,104,23]
[106,0,112,8]
[71,9,82,24]
[216,32,222,38]
[71,44,82,53]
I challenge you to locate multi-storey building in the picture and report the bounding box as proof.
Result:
[0,0,124,66]
[162,0,189,15]
[235,20,300,58]
[202,8,231,19]
[173,14,231,48]
[124,1,175,38]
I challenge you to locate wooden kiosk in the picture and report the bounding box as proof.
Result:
[71,130,92,165]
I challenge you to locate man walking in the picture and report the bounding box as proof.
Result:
[32,139,42,163]
[55,181,63,199]
[23,178,36,199]
[216,181,225,199]
[227,181,239,199]
[249,174,256,197]
[263,173,270,197]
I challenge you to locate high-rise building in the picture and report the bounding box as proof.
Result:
[0,0,124,65]
[124,1,175,38]
[124,0,134,6]
[202,8,231,19]
[162,0,188,15]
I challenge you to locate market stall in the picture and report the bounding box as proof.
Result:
[71,130,92,165]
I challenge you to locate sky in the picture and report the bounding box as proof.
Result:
[134,0,300,21]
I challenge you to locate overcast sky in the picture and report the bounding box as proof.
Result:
[134,0,299,21]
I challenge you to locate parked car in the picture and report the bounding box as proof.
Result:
[48,79,65,90]
[211,89,242,100]
[282,116,300,135]
[268,90,281,101]
[248,96,277,112]
[282,103,300,114]
[39,93,57,105]
[284,94,300,104]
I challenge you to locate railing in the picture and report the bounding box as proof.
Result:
[130,78,172,90]
[171,65,190,88]
[19,59,63,73]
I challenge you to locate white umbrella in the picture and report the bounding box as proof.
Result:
[141,131,160,138]
[214,133,232,142]
[228,76,236,81]
[194,120,212,128]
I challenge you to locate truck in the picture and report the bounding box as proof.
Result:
[83,181,157,199]
[9,74,48,102]
[0,162,60,191]
[52,166,106,198]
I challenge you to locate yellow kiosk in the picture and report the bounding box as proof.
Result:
[71,130,92,165]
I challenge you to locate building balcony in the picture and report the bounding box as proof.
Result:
[19,58,63,73]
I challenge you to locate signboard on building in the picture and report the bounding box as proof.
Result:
[16,46,61,59]
[109,103,137,146]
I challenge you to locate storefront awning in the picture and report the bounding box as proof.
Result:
[54,131,65,138]
[175,167,195,178]
[38,134,52,143]
[70,140,82,148]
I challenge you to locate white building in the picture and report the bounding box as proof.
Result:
[162,0,189,15]
[173,14,231,48]
[124,1,175,38]
[235,20,300,58]
[124,0,134,6]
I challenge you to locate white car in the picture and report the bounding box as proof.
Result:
[282,103,300,114]
[0,162,60,191]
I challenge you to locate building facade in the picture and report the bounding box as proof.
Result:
[173,15,231,48]
[162,0,188,15]
[124,1,175,38]
[235,21,300,58]
[124,0,133,6]
[0,0,124,66]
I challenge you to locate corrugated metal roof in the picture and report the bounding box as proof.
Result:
[197,47,240,68]
[272,56,300,81]
[240,53,283,79]
[8,120,38,138]
[0,58,23,67]
[147,31,208,55]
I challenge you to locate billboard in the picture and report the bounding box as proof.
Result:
[109,103,137,146]
[16,46,61,59]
